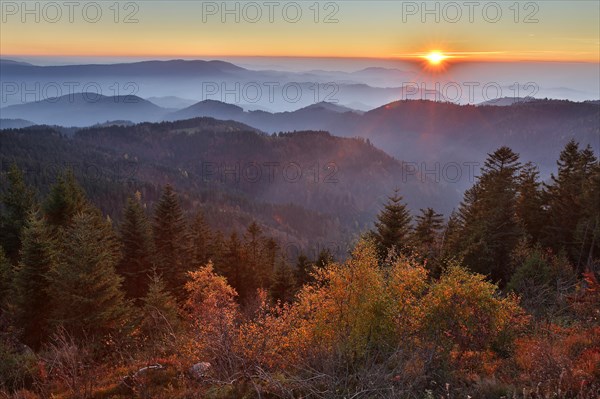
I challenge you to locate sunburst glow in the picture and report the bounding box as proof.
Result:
[425,51,448,65]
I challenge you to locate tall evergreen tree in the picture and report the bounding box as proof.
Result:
[47,211,128,338]
[189,210,212,268]
[271,259,296,303]
[455,147,523,284]
[0,163,36,263]
[516,162,544,242]
[117,196,155,300]
[220,232,246,299]
[43,170,87,229]
[153,185,189,295]
[545,141,599,267]
[12,211,57,348]
[138,272,180,354]
[295,253,313,287]
[372,189,412,257]
[413,208,444,249]
[0,248,11,306]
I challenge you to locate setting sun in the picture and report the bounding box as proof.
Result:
[425,51,448,65]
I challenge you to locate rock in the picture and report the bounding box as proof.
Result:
[189,362,211,380]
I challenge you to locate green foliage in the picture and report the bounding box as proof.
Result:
[138,273,180,355]
[0,248,12,306]
[516,162,545,242]
[0,163,36,263]
[47,211,128,339]
[12,211,57,348]
[372,189,412,257]
[153,185,189,294]
[117,196,155,300]
[507,243,576,320]
[453,147,523,285]
[544,140,599,268]
[270,260,296,303]
[0,339,39,392]
[43,170,87,228]
[189,210,212,268]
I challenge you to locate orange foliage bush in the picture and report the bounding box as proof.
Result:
[514,325,600,396]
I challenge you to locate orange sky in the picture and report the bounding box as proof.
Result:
[1,1,599,62]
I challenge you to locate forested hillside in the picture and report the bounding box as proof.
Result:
[1,120,599,398]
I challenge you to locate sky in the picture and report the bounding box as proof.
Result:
[1,1,599,63]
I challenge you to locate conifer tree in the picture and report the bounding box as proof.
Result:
[43,170,87,228]
[295,253,312,287]
[0,248,11,306]
[12,211,56,348]
[270,259,296,303]
[413,208,444,250]
[373,189,412,257]
[455,147,523,284]
[545,141,599,267]
[0,163,36,263]
[315,247,335,268]
[47,211,128,338]
[139,272,180,353]
[117,196,155,300]
[153,185,189,295]
[516,162,544,242]
[220,232,245,299]
[189,210,212,268]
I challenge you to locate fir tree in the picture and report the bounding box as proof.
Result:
[516,162,544,242]
[12,211,57,348]
[455,147,523,284]
[0,248,11,306]
[43,170,87,228]
[0,163,36,263]
[189,210,212,268]
[139,272,180,354]
[153,185,189,295]
[413,208,444,249]
[545,140,599,267]
[117,196,155,300]
[295,253,312,287]
[47,211,128,338]
[220,232,245,299]
[271,259,296,303]
[373,189,412,257]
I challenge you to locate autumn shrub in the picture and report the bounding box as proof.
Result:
[184,262,240,381]
[514,325,600,397]
[421,264,528,380]
[508,243,576,320]
[0,341,39,392]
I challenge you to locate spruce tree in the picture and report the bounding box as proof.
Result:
[413,208,444,249]
[0,248,11,306]
[454,147,523,284]
[117,196,155,300]
[43,170,87,228]
[139,272,180,354]
[270,259,296,303]
[189,210,212,268]
[153,185,189,295]
[0,163,36,263]
[47,211,128,338]
[545,141,599,267]
[295,253,312,287]
[516,162,544,242]
[12,211,57,348]
[220,232,245,299]
[373,189,412,257]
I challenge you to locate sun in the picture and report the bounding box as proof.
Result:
[425,51,448,65]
